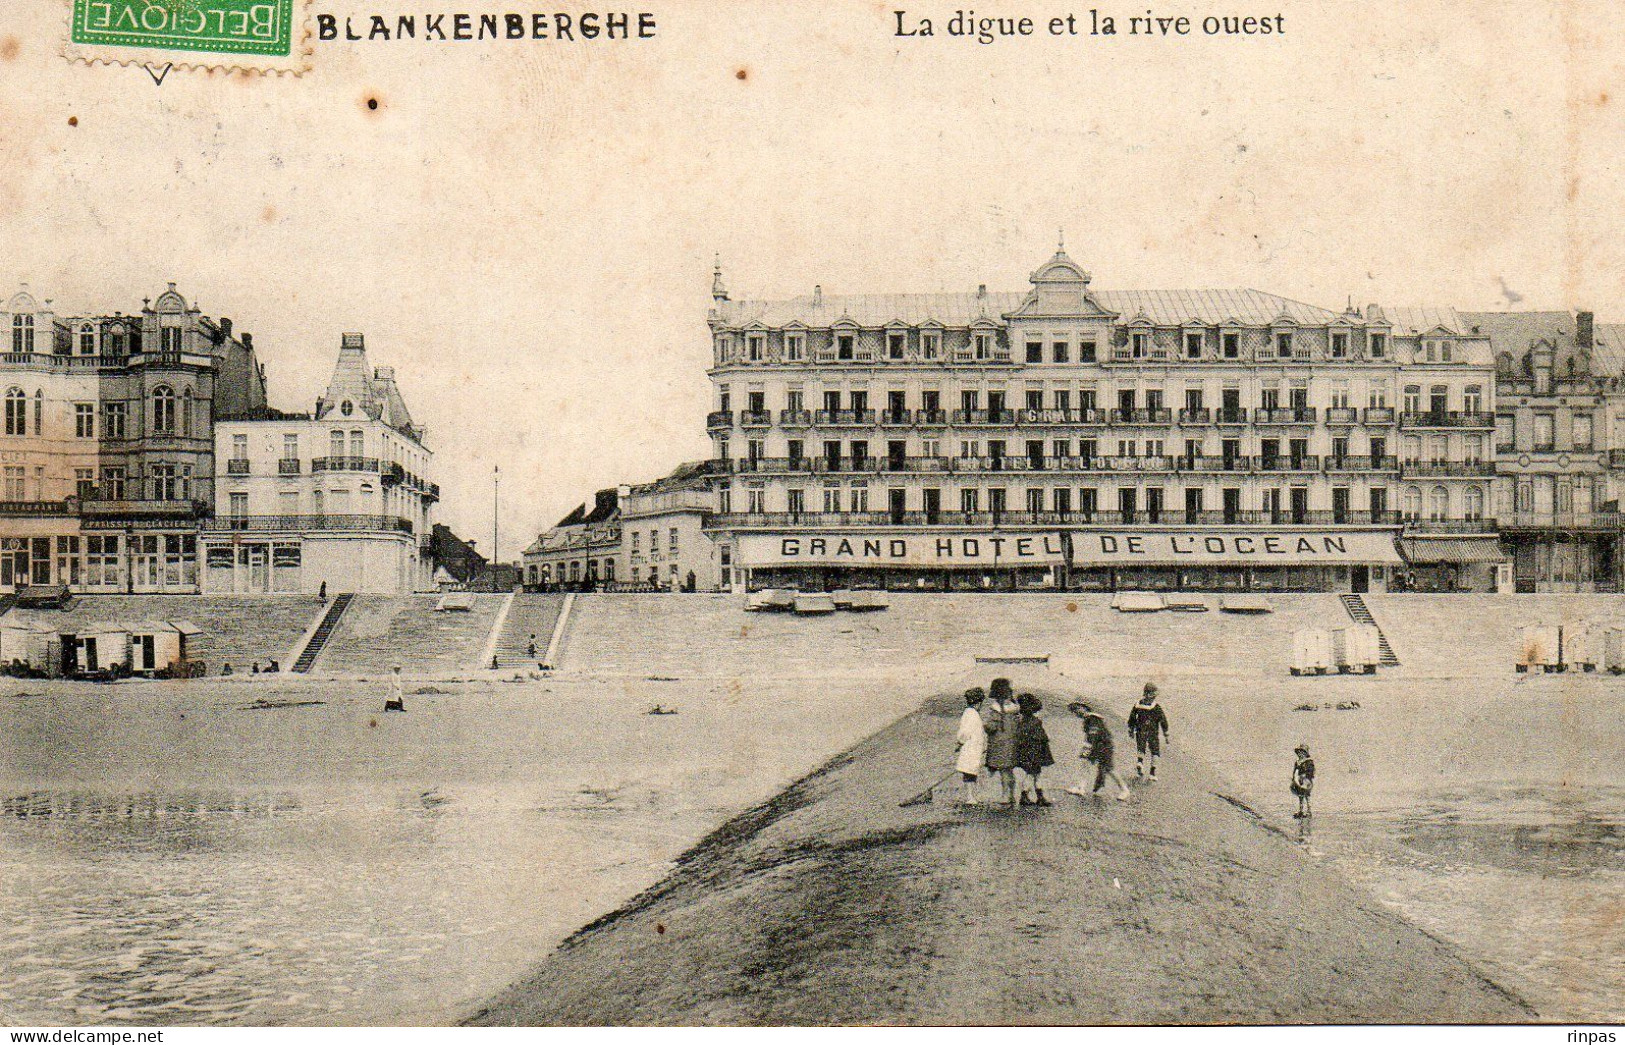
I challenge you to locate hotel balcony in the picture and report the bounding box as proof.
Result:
[915,409,949,426]
[1254,408,1317,425]
[202,514,415,534]
[778,409,813,427]
[312,456,383,473]
[950,409,1018,426]
[1400,411,1496,429]
[1324,407,1360,425]
[1400,461,1497,478]
[1177,408,1211,424]
[1181,456,1252,473]
[1403,518,1498,534]
[740,410,773,428]
[707,508,1404,530]
[1215,408,1249,425]
[1324,455,1399,473]
[880,409,913,426]
[1496,511,1623,531]
[1109,408,1174,425]
[278,458,302,475]
[706,410,733,430]
[814,409,878,426]
[1256,455,1321,472]
[1363,407,1397,425]
[226,458,251,475]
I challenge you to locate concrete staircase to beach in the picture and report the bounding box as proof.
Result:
[292,593,353,673]
[1339,594,1400,666]
[491,594,566,668]
[313,594,505,675]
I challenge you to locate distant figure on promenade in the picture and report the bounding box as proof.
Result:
[1013,693,1055,807]
[266,659,280,674]
[318,581,327,601]
[1291,744,1315,818]
[955,687,988,806]
[384,665,406,712]
[983,677,1020,806]
[250,661,259,675]
[221,663,233,676]
[1127,683,1170,781]
[527,634,538,658]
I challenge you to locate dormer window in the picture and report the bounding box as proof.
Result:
[1052,341,1069,363]
[1330,332,1348,359]
[837,334,855,361]
[78,324,96,356]
[11,314,34,354]
[1222,333,1239,359]
[1370,333,1386,358]
[1275,332,1293,358]
[888,333,906,360]
[160,327,183,355]
[748,335,764,361]
[921,332,940,360]
[1185,332,1202,359]
[785,333,805,361]
[974,333,992,361]
[1131,332,1149,359]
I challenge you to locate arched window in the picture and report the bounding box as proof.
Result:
[1464,486,1485,521]
[78,324,96,356]
[33,390,41,434]
[329,429,345,460]
[1402,485,1422,521]
[109,325,126,357]
[152,386,176,434]
[182,389,194,436]
[11,313,34,354]
[4,388,25,436]
[1429,486,1449,522]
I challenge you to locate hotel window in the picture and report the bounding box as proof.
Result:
[102,467,125,499]
[1052,438,1070,459]
[1026,341,1043,363]
[1054,389,1071,412]
[822,483,841,513]
[746,486,765,513]
[1402,435,1421,465]
[3,466,24,499]
[1464,486,1485,521]
[988,488,1006,515]
[182,390,195,436]
[1222,333,1239,359]
[74,468,95,499]
[1463,385,1483,415]
[850,482,869,512]
[1370,333,1386,358]
[284,434,299,460]
[1330,383,1350,409]
[4,388,24,436]
[1330,332,1348,358]
[1402,486,1422,520]
[1131,332,1149,359]
[888,333,906,360]
[837,334,855,360]
[12,313,34,353]
[1053,341,1069,363]
[1429,385,1448,415]
[1117,439,1137,457]
[1533,414,1554,450]
[78,324,96,355]
[1369,383,1389,409]
[1260,386,1280,411]
[151,386,176,434]
[1025,388,1043,412]
[961,488,980,513]
[787,488,806,515]
[974,333,993,360]
[747,438,764,462]
[1574,414,1593,450]
[921,438,940,457]
[350,430,365,457]
[151,464,179,501]
[786,334,805,361]
[1274,332,1293,358]
[1079,488,1098,516]
[921,333,939,360]
[748,335,764,361]
[1027,488,1044,515]
[1403,385,1421,413]
[70,403,93,439]
[1428,486,1449,522]
[1465,434,1484,463]
[718,387,731,413]
[33,391,41,433]
[1079,340,1096,363]
[631,532,640,554]
[1429,435,1447,465]
[785,389,803,414]
[1053,488,1071,514]
[102,401,127,439]
[1185,332,1203,359]
[161,327,183,355]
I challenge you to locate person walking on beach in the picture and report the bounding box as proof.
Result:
[1126,682,1170,781]
[1066,705,1130,802]
[1291,744,1315,818]
[384,665,406,713]
[1013,693,1055,806]
[983,677,1020,806]
[955,687,988,806]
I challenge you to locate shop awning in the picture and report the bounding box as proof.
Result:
[1070,530,1403,567]
[1397,536,1506,565]
[738,532,1065,569]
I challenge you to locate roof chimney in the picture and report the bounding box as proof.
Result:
[218,317,233,338]
[241,332,253,349]
[1577,310,1594,349]
[813,285,823,306]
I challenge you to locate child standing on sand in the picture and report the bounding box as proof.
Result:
[1065,705,1130,802]
[1013,693,1055,807]
[1291,744,1315,818]
[983,677,1020,806]
[1126,682,1170,781]
[955,687,988,806]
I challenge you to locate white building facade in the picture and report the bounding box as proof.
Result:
[204,334,436,594]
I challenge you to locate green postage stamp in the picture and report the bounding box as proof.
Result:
[64,0,310,73]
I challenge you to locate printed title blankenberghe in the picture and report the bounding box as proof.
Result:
[317,11,656,41]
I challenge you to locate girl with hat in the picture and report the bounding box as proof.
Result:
[1291,744,1316,818]
[1013,693,1055,807]
[983,677,1020,806]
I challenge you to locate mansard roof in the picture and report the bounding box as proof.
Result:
[314,333,422,441]
[713,287,1343,330]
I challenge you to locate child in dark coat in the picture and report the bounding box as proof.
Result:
[1013,693,1055,807]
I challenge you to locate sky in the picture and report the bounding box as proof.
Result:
[3,0,1624,559]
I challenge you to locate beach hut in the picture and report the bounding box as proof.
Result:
[1515,625,1561,673]
[1559,621,1598,673]
[66,623,131,675]
[127,621,203,676]
[1332,624,1381,674]
[1290,628,1334,675]
[1,624,61,677]
[793,593,837,615]
[1112,591,1166,613]
[1599,626,1625,675]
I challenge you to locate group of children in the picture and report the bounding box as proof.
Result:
[954,678,1172,807]
[953,677,1317,817]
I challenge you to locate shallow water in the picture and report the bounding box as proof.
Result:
[0,782,704,1025]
